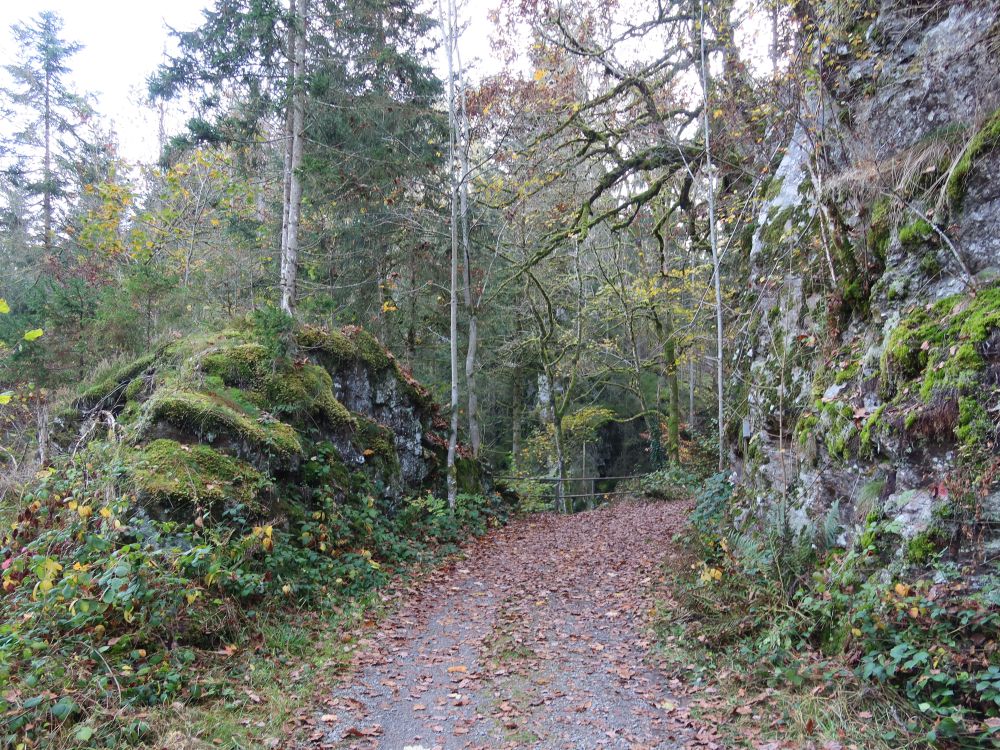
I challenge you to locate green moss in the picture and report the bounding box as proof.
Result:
[261,364,354,430]
[867,198,892,261]
[297,324,431,409]
[881,287,1000,399]
[809,400,857,462]
[759,205,797,248]
[352,416,398,466]
[906,529,944,564]
[918,342,983,401]
[123,375,146,401]
[296,325,358,364]
[918,251,942,278]
[161,329,247,367]
[129,438,272,517]
[947,108,1000,207]
[763,174,785,202]
[77,352,159,408]
[796,413,820,447]
[201,343,270,388]
[348,329,391,371]
[455,457,483,494]
[859,404,887,457]
[898,219,933,249]
[146,389,302,460]
[956,396,992,459]
[834,361,860,384]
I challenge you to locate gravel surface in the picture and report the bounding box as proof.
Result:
[306,500,697,750]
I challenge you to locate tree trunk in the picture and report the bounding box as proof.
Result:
[699,0,726,470]
[43,67,52,255]
[280,0,306,316]
[457,38,481,458]
[441,0,460,509]
[664,316,680,462]
[688,352,696,430]
[511,368,522,469]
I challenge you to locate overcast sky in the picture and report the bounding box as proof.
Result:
[0,0,213,162]
[0,1,504,166]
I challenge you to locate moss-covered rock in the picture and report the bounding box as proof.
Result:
[352,415,398,467]
[880,286,1000,399]
[260,364,354,430]
[947,107,1000,207]
[77,351,159,409]
[145,388,303,462]
[129,438,272,518]
[201,343,270,388]
[61,322,477,525]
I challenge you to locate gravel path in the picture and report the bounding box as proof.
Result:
[305,500,698,750]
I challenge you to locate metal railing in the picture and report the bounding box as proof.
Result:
[494,474,648,507]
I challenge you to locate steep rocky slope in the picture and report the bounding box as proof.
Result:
[740,0,1000,555]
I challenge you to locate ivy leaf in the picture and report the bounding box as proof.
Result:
[0,298,9,313]
[23,328,44,341]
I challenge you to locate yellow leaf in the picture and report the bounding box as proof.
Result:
[533,69,546,81]
[99,507,112,519]
[894,583,910,597]
[77,505,93,519]
[0,391,13,405]
[0,298,8,313]
[23,329,44,341]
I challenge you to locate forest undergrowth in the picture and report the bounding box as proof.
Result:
[0,448,509,749]
[654,468,1000,749]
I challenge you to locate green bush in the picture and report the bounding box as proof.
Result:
[0,443,505,748]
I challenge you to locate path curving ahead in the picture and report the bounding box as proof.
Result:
[304,500,701,750]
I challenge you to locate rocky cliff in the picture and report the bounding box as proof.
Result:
[740,0,1000,558]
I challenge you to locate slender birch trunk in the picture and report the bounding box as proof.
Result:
[455,29,481,457]
[440,0,460,508]
[280,0,306,315]
[699,0,726,470]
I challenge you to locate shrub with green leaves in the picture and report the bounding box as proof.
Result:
[0,442,505,748]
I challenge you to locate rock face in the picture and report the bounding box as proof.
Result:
[67,323,463,521]
[739,0,1000,555]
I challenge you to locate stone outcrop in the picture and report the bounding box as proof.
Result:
[65,322,468,521]
[738,0,1000,557]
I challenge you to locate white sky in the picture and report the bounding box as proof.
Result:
[0,0,211,163]
[0,0,498,165]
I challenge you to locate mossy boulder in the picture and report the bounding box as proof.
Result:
[145,389,303,464]
[76,351,160,410]
[129,439,272,519]
[67,323,478,524]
